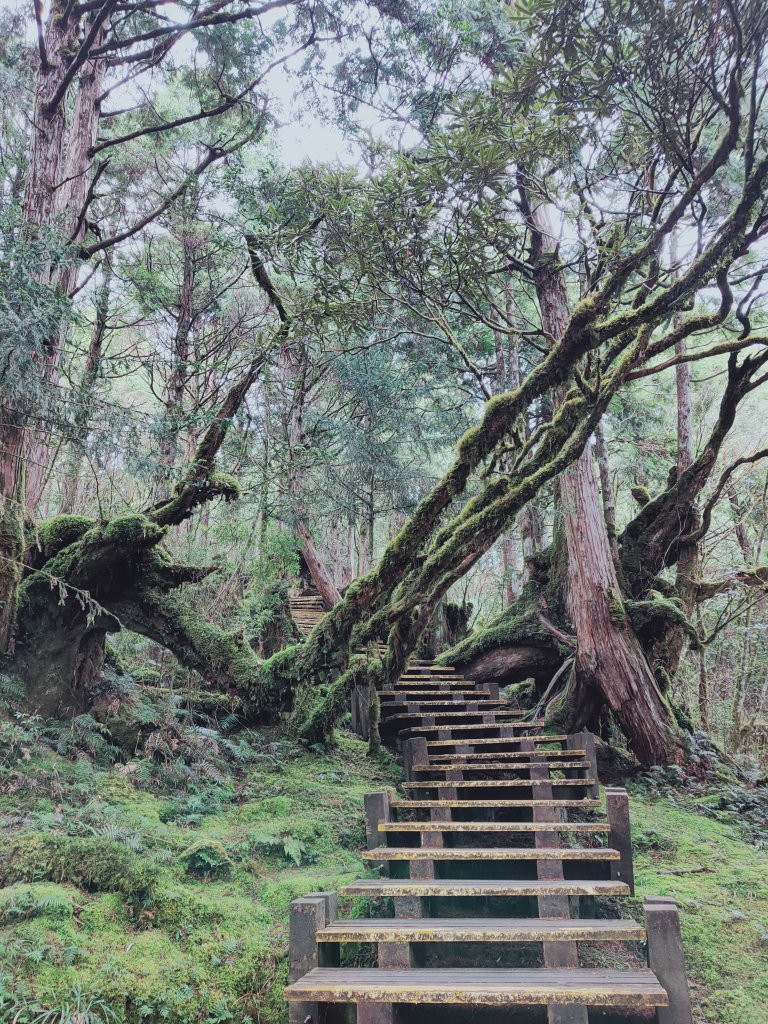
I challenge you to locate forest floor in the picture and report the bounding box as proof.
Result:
[0,728,766,1024]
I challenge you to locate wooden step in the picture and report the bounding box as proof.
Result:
[379,690,491,698]
[341,878,630,898]
[401,722,544,736]
[390,799,602,809]
[363,846,619,862]
[386,710,523,721]
[316,917,645,943]
[285,968,668,1007]
[430,750,579,761]
[380,700,509,710]
[379,821,610,833]
[402,778,595,790]
[416,760,590,772]
[426,735,564,748]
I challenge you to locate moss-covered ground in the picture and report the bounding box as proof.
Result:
[1,723,766,1024]
[629,791,768,1024]
[0,731,400,1024]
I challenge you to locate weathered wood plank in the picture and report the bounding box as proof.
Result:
[341,879,631,897]
[285,968,669,1007]
[318,918,645,943]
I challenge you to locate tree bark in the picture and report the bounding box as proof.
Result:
[561,448,676,763]
[525,192,679,763]
[59,261,112,514]
[594,419,620,567]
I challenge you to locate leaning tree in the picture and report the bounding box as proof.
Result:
[3,0,768,767]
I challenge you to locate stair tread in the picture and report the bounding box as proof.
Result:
[380,701,509,710]
[363,846,619,860]
[379,690,491,697]
[385,710,524,720]
[341,879,630,897]
[285,968,668,1007]
[379,821,610,832]
[402,778,595,788]
[401,722,544,734]
[390,799,602,808]
[430,750,580,761]
[317,918,645,942]
[426,735,565,747]
[417,760,590,771]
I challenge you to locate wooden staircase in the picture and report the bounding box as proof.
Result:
[285,647,693,1024]
[290,591,327,637]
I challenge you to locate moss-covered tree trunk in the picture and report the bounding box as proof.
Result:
[559,447,678,763]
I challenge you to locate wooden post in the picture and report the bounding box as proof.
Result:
[606,787,635,895]
[484,680,500,700]
[289,896,330,1024]
[364,791,390,871]
[567,730,599,799]
[352,685,371,739]
[358,1003,394,1024]
[521,739,587,1024]
[402,737,429,781]
[393,895,424,918]
[645,897,694,1024]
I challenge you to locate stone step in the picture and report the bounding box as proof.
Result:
[285,967,668,1008]
[379,700,510,711]
[379,689,492,698]
[316,917,645,944]
[386,711,526,724]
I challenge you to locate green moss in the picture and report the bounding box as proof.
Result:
[437,603,561,667]
[631,485,651,505]
[631,793,768,1024]
[101,513,166,548]
[177,839,233,879]
[0,882,75,924]
[207,472,240,499]
[34,514,94,558]
[0,833,160,906]
[0,730,402,1023]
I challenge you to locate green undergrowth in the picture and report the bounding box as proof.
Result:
[629,791,768,1024]
[0,730,401,1024]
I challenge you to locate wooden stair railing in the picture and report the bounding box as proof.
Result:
[285,652,692,1024]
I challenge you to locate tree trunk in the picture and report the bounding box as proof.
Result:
[24,10,106,512]
[594,419,619,567]
[154,232,195,497]
[0,420,26,652]
[525,192,679,764]
[283,343,341,608]
[59,262,112,513]
[561,448,677,763]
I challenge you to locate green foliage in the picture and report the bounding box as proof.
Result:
[631,794,768,1024]
[0,835,160,909]
[0,729,401,1023]
[177,840,232,880]
[33,517,94,560]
